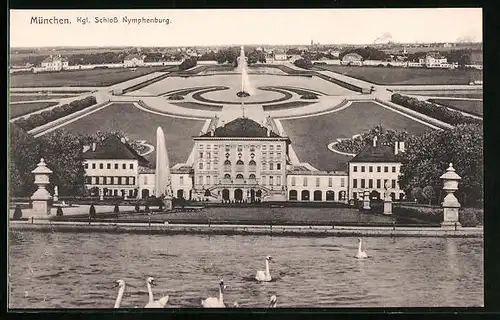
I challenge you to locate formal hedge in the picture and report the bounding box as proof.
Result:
[179,57,198,71]
[13,96,97,131]
[391,93,482,126]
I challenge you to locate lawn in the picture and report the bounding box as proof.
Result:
[169,102,223,111]
[400,91,483,99]
[313,65,483,85]
[9,94,78,102]
[59,102,205,166]
[9,101,58,118]
[428,98,483,116]
[263,101,316,111]
[279,101,433,171]
[9,66,176,88]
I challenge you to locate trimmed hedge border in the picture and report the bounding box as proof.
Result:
[391,93,483,126]
[13,96,97,132]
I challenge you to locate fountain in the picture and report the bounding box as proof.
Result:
[236,45,253,97]
[155,127,173,210]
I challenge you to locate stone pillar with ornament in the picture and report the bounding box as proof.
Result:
[362,190,371,210]
[383,180,393,215]
[30,158,53,216]
[440,163,462,229]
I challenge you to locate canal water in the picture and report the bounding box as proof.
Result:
[8,231,483,308]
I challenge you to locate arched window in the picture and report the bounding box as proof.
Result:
[236,174,244,179]
[249,160,256,166]
[236,160,244,165]
[301,190,310,201]
[314,190,322,201]
[224,160,231,165]
[326,190,334,201]
[224,174,231,179]
[289,190,298,201]
[249,174,256,179]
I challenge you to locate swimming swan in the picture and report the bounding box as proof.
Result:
[144,277,169,308]
[255,256,273,282]
[113,280,126,308]
[356,238,368,259]
[201,279,226,308]
[268,295,277,308]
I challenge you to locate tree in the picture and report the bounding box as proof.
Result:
[399,123,483,206]
[411,187,423,203]
[294,58,313,69]
[422,186,435,205]
[13,205,23,220]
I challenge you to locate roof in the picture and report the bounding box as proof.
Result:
[41,55,68,63]
[200,117,282,138]
[83,135,149,166]
[349,144,401,163]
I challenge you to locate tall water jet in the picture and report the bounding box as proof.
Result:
[237,45,253,97]
[155,127,173,210]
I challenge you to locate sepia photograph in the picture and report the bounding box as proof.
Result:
[8,8,483,309]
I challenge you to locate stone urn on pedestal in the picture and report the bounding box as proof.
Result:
[362,190,371,210]
[440,163,462,229]
[30,158,53,217]
[383,181,393,215]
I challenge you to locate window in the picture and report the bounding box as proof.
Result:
[277,152,281,159]
[237,145,243,152]
[392,166,396,173]
[377,179,381,188]
[207,162,211,170]
[249,160,256,166]
[107,163,111,169]
[198,176,203,185]
[262,163,266,171]
[369,166,373,172]
[303,177,308,187]
[129,164,134,169]
[121,177,126,185]
[384,166,388,172]
[291,177,296,186]
[392,179,396,189]
[92,163,96,169]
[224,160,231,165]
[85,163,89,169]
[99,163,104,169]
[206,176,210,185]
[99,177,104,185]
[353,192,358,199]
[341,178,345,187]
[207,152,211,159]
[384,179,389,187]
[262,152,267,159]
[361,179,365,188]
[250,145,255,152]
[277,163,281,170]
[316,178,320,187]
[353,166,357,172]
[353,179,358,188]
[361,166,365,172]
[224,174,231,179]
[270,152,274,158]
[269,163,274,170]
[122,164,126,169]
[328,177,333,187]
[262,145,267,151]
[143,176,148,185]
[199,163,203,169]
[199,144,204,149]
[91,177,97,184]
[180,176,184,185]
[114,164,118,169]
[199,152,203,159]
[377,166,381,172]
[269,176,274,185]
[130,177,135,185]
[236,160,244,165]
[368,179,373,188]
[277,176,281,186]
[249,174,256,179]
[262,176,266,185]
[277,145,281,151]
[270,145,274,151]
[225,145,230,152]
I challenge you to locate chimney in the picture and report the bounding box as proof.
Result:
[210,128,214,136]
[394,141,399,155]
[267,126,271,137]
[120,137,126,144]
[92,142,97,152]
[372,136,378,147]
[399,141,405,153]
[83,145,90,153]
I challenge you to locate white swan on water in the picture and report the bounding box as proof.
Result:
[255,256,273,282]
[144,277,169,308]
[269,295,277,308]
[113,280,126,308]
[201,279,226,308]
[356,238,368,259]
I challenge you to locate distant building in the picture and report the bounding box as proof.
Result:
[274,53,288,61]
[124,54,144,67]
[419,52,451,68]
[348,140,406,201]
[341,52,363,66]
[286,166,348,202]
[40,55,68,71]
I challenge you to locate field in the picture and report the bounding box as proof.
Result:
[59,102,205,166]
[314,65,483,85]
[428,98,483,116]
[9,66,176,88]
[280,101,433,171]
[9,94,77,102]
[9,102,58,118]
[131,73,355,96]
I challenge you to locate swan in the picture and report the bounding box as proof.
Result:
[113,280,126,308]
[233,302,240,308]
[144,277,169,308]
[255,256,273,282]
[268,295,277,308]
[356,238,368,259]
[201,279,226,308]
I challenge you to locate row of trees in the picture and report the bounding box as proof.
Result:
[339,46,388,61]
[215,47,240,65]
[13,96,98,132]
[247,49,266,64]
[178,57,198,71]
[335,125,409,154]
[391,93,483,126]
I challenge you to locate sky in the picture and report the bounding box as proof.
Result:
[9,8,482,47]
